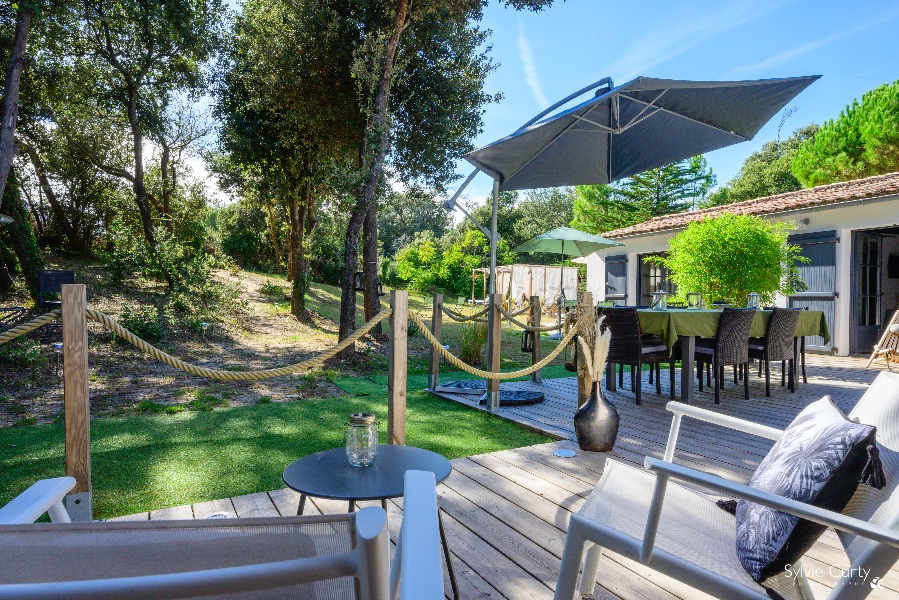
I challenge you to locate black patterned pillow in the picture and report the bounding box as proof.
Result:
[736,396,876,582]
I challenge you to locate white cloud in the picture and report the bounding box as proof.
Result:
[601,0,794,83]
[726,7,899,77]
[517,20,549,110]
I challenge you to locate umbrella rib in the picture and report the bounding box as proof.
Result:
[619,89,668,132]
[618,92,750,141]
[500,108,586,188]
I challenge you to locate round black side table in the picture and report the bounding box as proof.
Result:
[283,445,458,599]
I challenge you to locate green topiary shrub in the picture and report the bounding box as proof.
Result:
[119,305,165,340]
[648,212,807,305]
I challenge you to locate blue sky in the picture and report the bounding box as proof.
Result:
[450,0,899,203]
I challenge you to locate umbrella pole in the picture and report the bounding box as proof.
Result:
[558,240,564,331]
[489,179,499,295]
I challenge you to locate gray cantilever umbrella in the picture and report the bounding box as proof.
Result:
[465,75,820,191]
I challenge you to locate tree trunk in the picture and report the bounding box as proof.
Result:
[3,171,43,302]
[160,143,174,234]
[289,183,311,317]
[264,203,283,273]
[0,8,33,206]
[0,239,13,295]
[127,88,156,248]
[23,143,89,255]
[338,0,409,353]
[362,202,382,334]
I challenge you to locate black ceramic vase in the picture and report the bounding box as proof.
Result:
[574,381,620,452]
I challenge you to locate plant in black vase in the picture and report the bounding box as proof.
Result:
[574,316,619,452]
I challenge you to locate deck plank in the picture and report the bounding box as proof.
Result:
[110,355,899,599]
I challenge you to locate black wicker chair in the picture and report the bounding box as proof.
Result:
[687,308,756,404]
[596,307,670,404]
[748,308,800,396]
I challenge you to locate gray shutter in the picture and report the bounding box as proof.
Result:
[605,254,627,304]
[788,230,837,351]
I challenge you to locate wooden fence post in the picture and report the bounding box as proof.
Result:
[428,294,442,391]
[530,296,542,383]
[61,284,91,521]
[485,292,502,411]
[576,291,594,409]
[388,290,408,445]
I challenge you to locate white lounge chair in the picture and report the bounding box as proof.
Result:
[0,476,75,524]
[555,371,899,600]
[0,470,443,600]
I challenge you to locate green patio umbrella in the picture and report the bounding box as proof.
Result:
[513,227,621,326]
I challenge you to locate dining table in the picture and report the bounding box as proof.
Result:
[606,308,830,403]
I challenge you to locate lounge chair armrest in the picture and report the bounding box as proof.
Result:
[0,476,75,524]
[662,402,783,461]
[644,458,899,550]
[390,470,443,600]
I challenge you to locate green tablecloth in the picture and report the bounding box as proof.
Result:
[637,309,830,352]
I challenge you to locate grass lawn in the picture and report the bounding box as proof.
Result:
[0,373,553,519]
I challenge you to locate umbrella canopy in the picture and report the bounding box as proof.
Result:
[465,75,820,191]
[512,226,621,257]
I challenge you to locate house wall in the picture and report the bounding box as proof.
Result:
[586,192,899,356]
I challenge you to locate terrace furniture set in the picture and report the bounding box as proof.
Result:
[599,306,829,404]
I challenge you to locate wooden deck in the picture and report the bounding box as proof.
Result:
[112,355,899,599]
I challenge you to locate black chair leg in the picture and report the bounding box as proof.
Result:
[789,359,795,393]
[697,360,703,392]
[764,358,770,397]
[655,362,662,395]
[733,364,738,384]
[635,361,641,405]
[648,363,654,385]
[669,361,676,400]
[781,360,786,387]
[706,363,712,387]
[619,363,624,387]
[758,359,762,377]
[801,338,808,384]
[714,359,721,404]
[744,362,749,399]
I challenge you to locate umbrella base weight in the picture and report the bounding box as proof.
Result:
[434,380,544,406]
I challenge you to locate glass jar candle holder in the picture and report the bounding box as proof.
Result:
[746,292,761,309]
[345,413,378,467]
[652,290,668,311]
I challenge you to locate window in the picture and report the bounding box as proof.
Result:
[639,253,676,307]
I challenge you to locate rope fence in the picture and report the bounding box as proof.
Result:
[1,302,578,382]
[440,304,489,322]
[0,307,392,381]
[409,310,578,380]
[497,306,564,332]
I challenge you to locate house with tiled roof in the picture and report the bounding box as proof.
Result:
[584,171,899,356]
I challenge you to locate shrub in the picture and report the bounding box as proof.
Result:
[459,321,488,367]
[119,305,165,340]
[0,338,48,370]
[259,280,285,296]
[648,212,807,305]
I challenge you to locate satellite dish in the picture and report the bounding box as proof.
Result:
[0,214,13,224]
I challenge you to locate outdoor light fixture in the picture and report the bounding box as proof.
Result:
[794,218,811,231]
[521,330,535,353]
[377,281,385,297]
[51,342,62,376]
[554,448,577,458]
[353,272,364,292]
[201,322,210,340]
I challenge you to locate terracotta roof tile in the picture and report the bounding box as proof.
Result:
[603,171,899,238]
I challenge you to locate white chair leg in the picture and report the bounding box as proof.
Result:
[554,521,588,600]
[578,543,603,596]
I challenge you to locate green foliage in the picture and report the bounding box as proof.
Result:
[0,338,47,370]
[136,401,184,415]
[572,156,715,234]
[459,320,488,367]
[258,280,285,297]
[377,188,450,258]
[394,229,515,296]
[217,201,274,270]
[705,125,818,206]
[649,213,807,305]
[118,305,165,341]
[793,81,899,186]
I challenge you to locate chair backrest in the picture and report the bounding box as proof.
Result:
[713,308,756,365]
[831,372,899,598]
[763,308,801,362]
[596,307,643,363]
[37,270,74,305]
